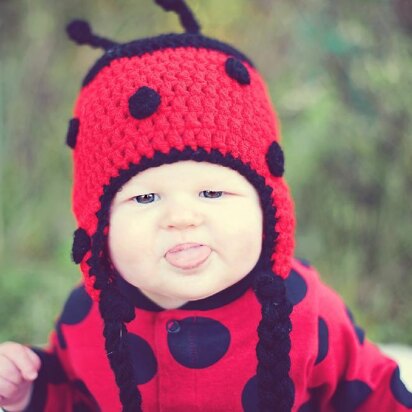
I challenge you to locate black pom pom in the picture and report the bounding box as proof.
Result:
[129,86,161,120]
[266,141,285,177]
[66,20,93,45]
[72,228,91,264]
[66,118,80,149]
[225,57,250,85]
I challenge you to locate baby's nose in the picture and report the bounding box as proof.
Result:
[162,200,203,229]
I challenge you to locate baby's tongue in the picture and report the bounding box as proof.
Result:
[165,245,211,269]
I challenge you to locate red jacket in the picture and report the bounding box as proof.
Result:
[27,258,412,411]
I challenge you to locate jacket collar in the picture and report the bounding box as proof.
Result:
[116,273,254,312]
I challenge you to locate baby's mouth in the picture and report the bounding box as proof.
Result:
[165,244,212,270]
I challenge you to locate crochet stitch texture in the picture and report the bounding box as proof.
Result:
[71,45,295,299]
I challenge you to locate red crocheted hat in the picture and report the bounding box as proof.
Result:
[67,0,295,301]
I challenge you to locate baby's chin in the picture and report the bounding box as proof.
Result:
[188,294,214,302]
[182,288,224,302]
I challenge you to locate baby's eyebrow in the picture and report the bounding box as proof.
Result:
[119,176,239,193]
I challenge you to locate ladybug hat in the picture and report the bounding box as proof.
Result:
[67,0,295,410]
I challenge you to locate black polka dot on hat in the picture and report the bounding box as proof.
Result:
[285,269,308,306]
[345,307,365,345]
[390,366,412,408]
[241,375,258,412]
[331,379,372,412]
[72,228,91,264]
[266,141,285,177]
[129,86,161,120]
[225,57,251,85]
[315,317,329,365]
[167,317,230,368]
[126,333,158,385]
[66,118,80,149]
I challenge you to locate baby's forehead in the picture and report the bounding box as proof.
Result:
[128,160,247,185]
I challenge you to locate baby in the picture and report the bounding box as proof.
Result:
[0,1,411,411]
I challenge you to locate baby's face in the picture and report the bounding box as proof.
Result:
[108,160,263,309]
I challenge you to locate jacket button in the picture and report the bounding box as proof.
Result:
[166,320,181,333]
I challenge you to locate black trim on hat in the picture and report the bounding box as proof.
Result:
[86,147,278,290]
[82,33,255,87]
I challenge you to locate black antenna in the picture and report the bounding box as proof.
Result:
[155,0,201,34]
[66,20,118,50]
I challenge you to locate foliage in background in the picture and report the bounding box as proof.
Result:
[0,0,411,344]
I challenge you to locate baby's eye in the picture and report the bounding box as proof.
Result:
[133,193,158,204]
[200,190,223,199]
[133,191,224,204]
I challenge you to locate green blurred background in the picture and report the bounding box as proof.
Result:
[0,0,411,345]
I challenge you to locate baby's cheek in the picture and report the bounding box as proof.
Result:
[243,222,264,261]
[229,228,261,266]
